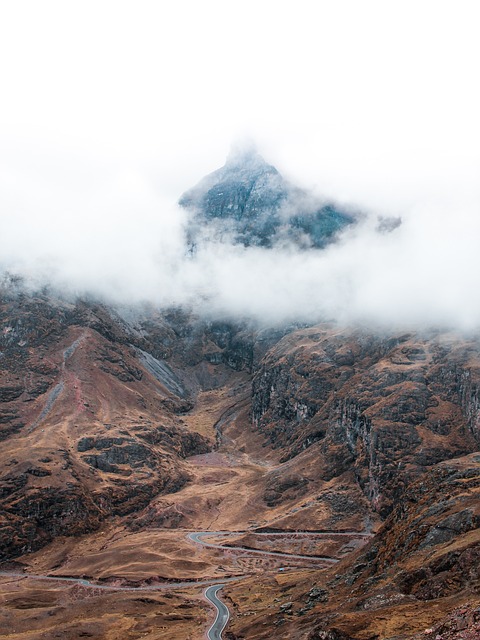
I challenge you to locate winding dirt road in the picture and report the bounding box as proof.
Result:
[189,528,373,638]
[0,528,372,638]
[0,570,241,592]
[188,531,339,564]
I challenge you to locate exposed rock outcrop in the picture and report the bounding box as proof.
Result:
[252,327,480,516]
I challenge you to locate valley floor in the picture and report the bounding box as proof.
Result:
[0,375,376,639]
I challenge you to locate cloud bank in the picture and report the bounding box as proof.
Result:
[1,154,479,331]
[1,1,479,329]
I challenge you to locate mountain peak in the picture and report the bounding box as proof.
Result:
[180,146,355,248]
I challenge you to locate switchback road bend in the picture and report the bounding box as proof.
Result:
[205,584,229,640]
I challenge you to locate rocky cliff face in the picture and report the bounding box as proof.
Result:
[179,147,354,248]
[251,326,480,516]
[361,453,480,600]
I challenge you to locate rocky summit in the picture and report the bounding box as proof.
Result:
[0,160,479,639]
[180,145,355,248]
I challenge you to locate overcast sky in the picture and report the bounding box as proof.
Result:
[1,1,479,328]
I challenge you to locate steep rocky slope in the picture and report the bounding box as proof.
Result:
[251,325,480,517]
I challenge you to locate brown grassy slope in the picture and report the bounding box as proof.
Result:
[224,453,480,639]
[0,576,209,640]
[0,293,214,559]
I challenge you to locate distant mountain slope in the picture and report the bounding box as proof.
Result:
[179,146,355,248]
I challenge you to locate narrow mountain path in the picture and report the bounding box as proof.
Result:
[27,332,88,432]
[0,570,242,592]
[188,531,339,564]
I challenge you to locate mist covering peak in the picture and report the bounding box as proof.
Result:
[180,148,354,249]
[225,139,264,167]
[2,139,479,331]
